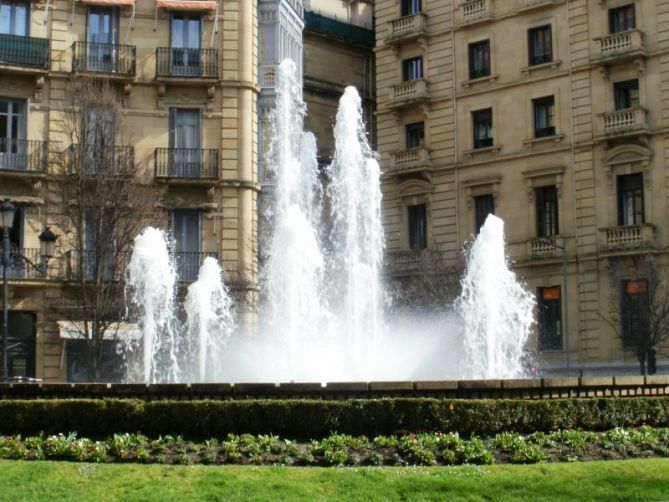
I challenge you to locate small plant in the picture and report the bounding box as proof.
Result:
[510,443,547,464]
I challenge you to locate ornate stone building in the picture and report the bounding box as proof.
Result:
[376,0,669,375]
[0,0,258,380]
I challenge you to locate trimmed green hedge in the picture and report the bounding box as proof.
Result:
[0,398,667,439]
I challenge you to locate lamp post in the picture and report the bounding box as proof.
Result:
[539,237,570,376]
[1,200,58,380]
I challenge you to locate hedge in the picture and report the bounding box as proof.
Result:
[0,398,667,439]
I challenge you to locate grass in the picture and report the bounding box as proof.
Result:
[0,459,668,501]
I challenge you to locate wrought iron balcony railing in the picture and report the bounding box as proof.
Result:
[0,139,48,172]
[0,33,49,69]
[174,252,218,282]
[1,247,46,280]
[72,41,136,77]
[154,148,219,180]
[155,47,218,79]
[65,250,129,281]
[66,144,135,175]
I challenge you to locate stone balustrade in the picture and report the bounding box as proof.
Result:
[387,12,428,42]
[388,79,429,108]
[601,107,648,136]
[601,224,655,250]
[596,29,645,59]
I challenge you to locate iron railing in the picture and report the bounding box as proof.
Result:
[1,247,45,280]
[304,10,374,46]
[66,250,129,281]
[154,148,219,179]
[72,41,136,76]
[174,252,218,282]
[0,139,48,172]
[0,33,49,69]
[155,47,218,79]
[66,144,134,174]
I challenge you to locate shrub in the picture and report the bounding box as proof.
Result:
[0,397,667,439]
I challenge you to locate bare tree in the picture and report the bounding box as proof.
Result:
[55,78,151,381]
[604,254,669,375]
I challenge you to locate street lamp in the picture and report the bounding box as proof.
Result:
[1,201,58,380]
[538,238,571,376]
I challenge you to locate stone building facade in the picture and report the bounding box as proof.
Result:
[0,0,258,381]
[376,0,669,375]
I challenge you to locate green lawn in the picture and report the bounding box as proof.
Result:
[0,459,668,501]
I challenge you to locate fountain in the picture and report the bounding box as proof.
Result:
[124,59,534,383]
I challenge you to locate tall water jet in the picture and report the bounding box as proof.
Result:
[125,227,180,383]
[327,86,384,371]
[263,59,328,377]
[185,257,235,382]
[456,215,535,379]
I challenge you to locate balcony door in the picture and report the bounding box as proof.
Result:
[171,209,201,281]
[86,7,119,72]
[0,98,26,170]
[0,207,23,278]
[170,13,201,76]
[169,108,201,177]
[0,0,29,36]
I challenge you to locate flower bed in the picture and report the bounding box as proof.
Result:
[1,427,668,466]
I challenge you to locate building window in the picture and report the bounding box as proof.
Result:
[408,203,427,250]
[617,173,644,226]
[538,287,562,350]
[170,13,201,75]
[86,7,119,72]
[401,0,421,16]
[536,185,559,237]
[614,79,639,110]
[468,40,490,79]
[67,339,125,382]
[0,0,29,36]
[169,108,201,175]
[609,4,635,33]
[171,208,201,281]
[0,206,23,279]
[0,98,26,170]
[402,56,423,81]
[405,122,424,149]
[621,279,649,349]
[472,108,493,149]
[533,96,555,138]
[528,25,552,66]
[474,194,494,233]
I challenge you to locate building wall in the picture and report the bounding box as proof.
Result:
[0,0,258,381]
[376,0,669,375]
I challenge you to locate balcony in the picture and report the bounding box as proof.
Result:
[599,107,649,141]
[1,247,47,280]
[66,145,135,175]
[386,147,431,177]
[155,47,218,83]
[304,10,374,47]
[385,13,428,45]
[259,64,278,88]
[65,250,128,282]
[72,42,136,79]
[527,238,562,259]
[388,79,430,109]
[593,30,647,66]
[154,148,219,183]
[0,33,49,73]
[0,139,48,174]
[174,252,218,282]
[386,250,425,274]
[599,224,655,252]
[457,0,492,26]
